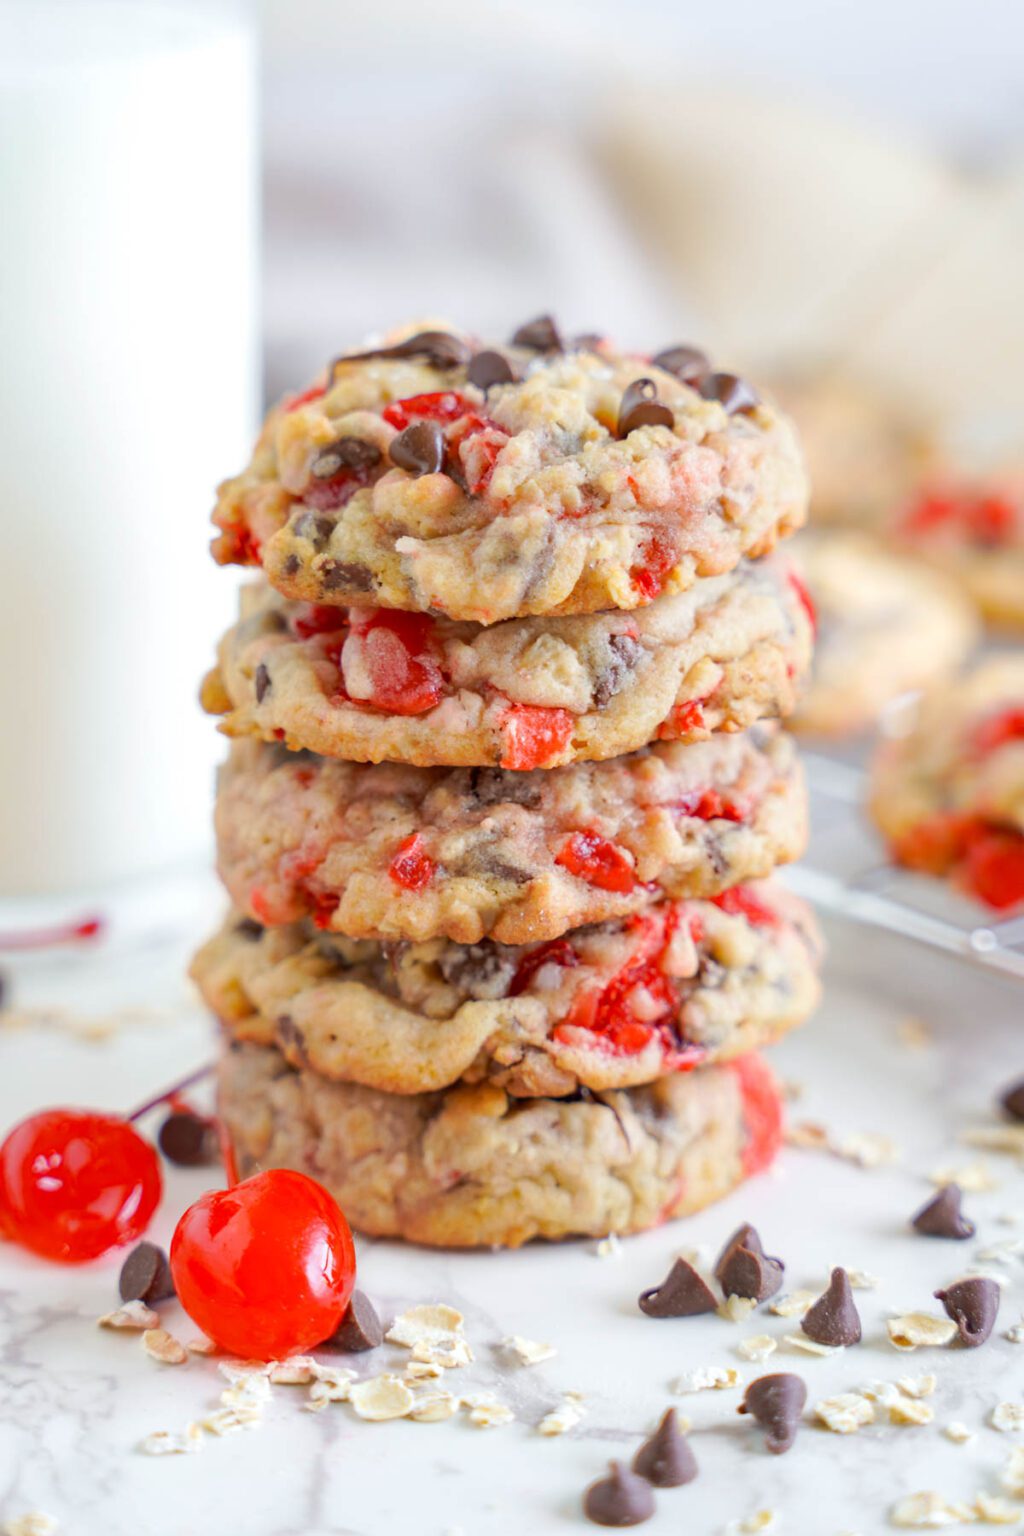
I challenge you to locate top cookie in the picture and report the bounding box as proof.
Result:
[211,319,808,624]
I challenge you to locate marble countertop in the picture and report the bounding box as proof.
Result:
[2,880,1024,1536]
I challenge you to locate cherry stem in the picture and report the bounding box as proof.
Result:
[0,915,104,951]
[127,1063,215,1124]
[219,1120,240,1189]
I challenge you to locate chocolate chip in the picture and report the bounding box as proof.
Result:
[738,1373,807,1454]
[638,1257,717,1318]
[1000,1078,1024,1121]
[157,1109,220,1168]
[699,372,759,414]
[617,379,674,438]
[935,1277,1000,1347]
[320,560,373,593]
[254,663,271,704]
[650,345,710,384]
[912,1183,975,1240]
[632,1409,697,1487]
[389,420,445,476]
[593,633,644,708]
[468,349,515,391]
[291,510,335,548]
[311,437,382,479]
[281,554,300,576]
[511,314,563,352]
[334,330,471,371]
[572,332,604,351]
[118,1240,175,1305]
[438,942,517,1000]
[322,1289,384,1352]
[583,1462,655,1527]
[276,1013,310,1067]
[714,1223,784,1302]
[800,1267,861,1347]
[234,916,263,939]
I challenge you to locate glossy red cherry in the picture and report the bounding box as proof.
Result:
[170,1168,356,1360]
[0,1110,162,1263]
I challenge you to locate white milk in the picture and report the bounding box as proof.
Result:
[0,2,258,896]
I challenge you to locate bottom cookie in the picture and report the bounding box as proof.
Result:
[218,1040,783,1249]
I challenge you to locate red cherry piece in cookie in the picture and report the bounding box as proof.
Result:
[903,489,959,534]
[283,381,328,414]
[711,885,780,929]
[0,1110,162,1263]
[967,493,1017,545]
[630,534,676,602]
[382,391,473,431]
[893,812,975,874]
[787,571,817,635]
[509,937,580,997]
[500,704,575,770]
[341,610,443,715]
[292,604,349,639]
[555,830,637,894]
[656,699,706,740]
[388,833,436,892]
[731,1054,784,1176]
[970,708,1024,757]
[962,827,1024,911]
[170,1168,356,1361]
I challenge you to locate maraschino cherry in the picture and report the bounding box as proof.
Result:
[0,1110,161,1263]
[170,1168,356,1360]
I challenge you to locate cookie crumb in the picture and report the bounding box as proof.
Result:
[945,1422,974,1444]
[991,1402,1024,1434]
[594,1233,622,1259]
[672,1364,740,1393]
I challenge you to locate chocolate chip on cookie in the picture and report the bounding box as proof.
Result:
[468,349,516,391]
[617,379,675,437]
[334,330,472,372]
[389,420,445,477]
[700,372,759,415]
[638,1257,717,1318]
[912,1183,975,1240]
[511,313,563,352]
[651,345,709,384]
[310,437,381,479]
[254,664,271,704]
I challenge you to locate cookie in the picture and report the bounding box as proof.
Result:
[200,557,813,770]
[869,655,1024,910]
[215,727,807,945]
[191,883,821,1098]
[892,474,1024,631]
[218,1041,784,1247]
[211,323,808,625]
[790,533,978,738]
[771,370,937,530]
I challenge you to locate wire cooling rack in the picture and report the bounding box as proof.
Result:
[787,748,1024,983]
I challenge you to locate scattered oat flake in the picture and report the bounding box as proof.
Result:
[991,1403,1024,1434]
[142,1328,188,1365]
[595,1233,622,1259]
[975,1494,1022,1525]
[816,1393,875,1434]
[672,1365,740,1394]
[186,1336,218,1356]
[931,1161,998,1193]
[501,1335,556,1366]
[200,1406,262,1435]
[305,1363,355,1410]
[1001,1445,1024,1495]
[728,1512,780,1534]
[737,1335,777,1363]
[409,1389,459,1423]
[964,1126,1024,1157]
[945,1423,974,1444]
[839,1132,900,1167]
[404,1358,445,1381]
[898,1018,933,1049]
[890,1396,935,1426]
[718,1295,758,1322]
[269,1357,317,1385]
[4,1516,60,1536]
[1004,1320,1024,1343]
[386,1303,464,1348]
[218,1359,272,1384]
[891,1491,976,1527]
[139,1425,204,1457]
[99,1299,159,1331]
[786,1120,832,1151]
[976,1239,1024,1265]
[463,1393,514,1428]
[784,1332,842,1357]
[220,1373,272,1410]
[887,1313,958,1350]
[538,1397,586,1436]
[412,1337,473,1369]
[770,1290,816,1318]
[847,1269,882,1291]
[349,1375,415,1422]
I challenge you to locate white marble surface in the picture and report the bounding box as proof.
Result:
[2,889,1024,1536]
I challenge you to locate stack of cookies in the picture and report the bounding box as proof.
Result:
[192,319,820,1248]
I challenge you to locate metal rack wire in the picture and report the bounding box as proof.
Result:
[787,750,1024,982]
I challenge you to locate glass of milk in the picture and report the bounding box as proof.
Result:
[0,1,258,911]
